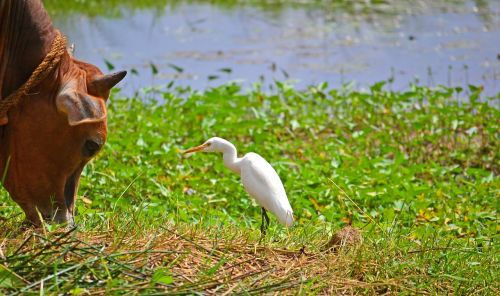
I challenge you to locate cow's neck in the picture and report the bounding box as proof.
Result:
[0,126,5,180]
[0,0,57,181]
[0,0,57,99]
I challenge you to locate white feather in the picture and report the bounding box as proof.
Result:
[240,153,294,227]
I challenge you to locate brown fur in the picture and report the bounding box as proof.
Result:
[0,0,125,225]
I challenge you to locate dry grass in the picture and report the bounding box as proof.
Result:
[0,223,442,295]
[0,217,497,295]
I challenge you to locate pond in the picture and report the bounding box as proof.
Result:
[48,0,500,96]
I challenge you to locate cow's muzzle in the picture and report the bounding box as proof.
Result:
[56,167,83,225]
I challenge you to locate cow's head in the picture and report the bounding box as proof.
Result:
[0,52,126,225]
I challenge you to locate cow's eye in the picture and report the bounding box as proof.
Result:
[82,140,101,157]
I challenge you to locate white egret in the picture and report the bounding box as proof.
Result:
[183,137,294,234]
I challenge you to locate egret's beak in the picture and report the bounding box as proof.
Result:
[183,143,209,154]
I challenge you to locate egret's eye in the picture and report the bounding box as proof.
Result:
[206,142,212,146]
[82,139,101,157]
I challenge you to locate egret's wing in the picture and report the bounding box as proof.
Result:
[240,153,294,227]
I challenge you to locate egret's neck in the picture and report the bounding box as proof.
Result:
[221,144,242,175]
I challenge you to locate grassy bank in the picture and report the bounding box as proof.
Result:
[43,0,489,18]
[0,82,498,294]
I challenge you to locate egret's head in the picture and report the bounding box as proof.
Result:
[183,137,231,154]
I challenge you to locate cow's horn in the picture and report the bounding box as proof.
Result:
[90,71,127,97]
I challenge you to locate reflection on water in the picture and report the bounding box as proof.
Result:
[51,0,500,96]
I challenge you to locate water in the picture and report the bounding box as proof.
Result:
[51,1,500,96]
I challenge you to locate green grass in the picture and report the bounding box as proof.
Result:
[43,0,480,18]
[0,81,499,294]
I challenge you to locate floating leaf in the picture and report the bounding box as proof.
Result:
[218,67,232,74]
[150,63,159,75]
[104,59,115,71]
[168,63,184,73]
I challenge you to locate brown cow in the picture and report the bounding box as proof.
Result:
[0,0,126,225]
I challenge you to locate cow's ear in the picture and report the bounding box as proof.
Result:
[56,91,107,126]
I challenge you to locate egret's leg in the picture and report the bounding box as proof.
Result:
[263,209,270,228]
[261,208,270,235]
[260,208,266,235]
